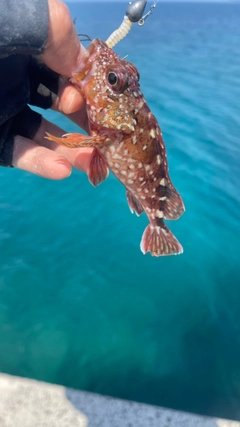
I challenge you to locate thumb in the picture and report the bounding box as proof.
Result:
[42,0,86,77]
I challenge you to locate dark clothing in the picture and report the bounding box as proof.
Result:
[0,0,60,167]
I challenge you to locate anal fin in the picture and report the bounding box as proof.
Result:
[140,222,183,256]
[126,190,144,216]
[88,148,109,187]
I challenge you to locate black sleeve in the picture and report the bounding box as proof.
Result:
[0,0,49,56]
[0,56,60,167]
[0,0,61,168]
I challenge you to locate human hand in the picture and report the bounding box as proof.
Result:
[12,0,93,179]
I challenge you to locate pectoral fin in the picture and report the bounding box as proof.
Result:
[88,148,109,187]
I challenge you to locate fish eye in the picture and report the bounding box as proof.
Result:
[108,72,118,86]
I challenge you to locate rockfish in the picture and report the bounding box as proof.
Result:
[46,38,185,256]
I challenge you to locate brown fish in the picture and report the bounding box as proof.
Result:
[46,38,185,256]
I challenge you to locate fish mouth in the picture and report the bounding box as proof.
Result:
[71,63,92,83]
[71,41,97,83]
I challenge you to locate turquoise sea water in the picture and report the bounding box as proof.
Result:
[0,1,240,420]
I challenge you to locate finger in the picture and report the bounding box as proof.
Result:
[52,80,90,133]
[12,135,72,180]
[42,0,85,77]
[64,110,90,135]
[53,81,85,115]
[33,117,93,172]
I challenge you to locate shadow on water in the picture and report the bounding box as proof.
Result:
[65,387,221,427]
[63,362,240,424]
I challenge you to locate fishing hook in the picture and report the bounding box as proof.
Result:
[78,34,92,42]
[138,2,158,26]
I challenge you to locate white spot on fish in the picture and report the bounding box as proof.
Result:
[156,210,164,218]
[160,196,167,201]
[156,155,161,165]
[138,162,143,168]
[160,178,167,186]
[121,170,127,176]
[113,153,122,160]
[142,145,147,151]
[150,129,156,138]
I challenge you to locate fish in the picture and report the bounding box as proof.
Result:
[46,38,185,256]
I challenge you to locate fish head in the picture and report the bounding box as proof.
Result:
[71,38,144,134]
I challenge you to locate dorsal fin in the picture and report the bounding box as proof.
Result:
[163,185,185,220]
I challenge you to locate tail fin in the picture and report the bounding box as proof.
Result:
[140,223,183,256]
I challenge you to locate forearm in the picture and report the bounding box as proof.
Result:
[0,0,49,56]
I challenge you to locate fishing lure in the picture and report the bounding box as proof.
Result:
[106,0,157,48]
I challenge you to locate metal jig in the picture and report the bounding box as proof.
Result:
[126,0,147,22]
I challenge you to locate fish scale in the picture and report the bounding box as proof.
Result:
[46,38,185,256]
